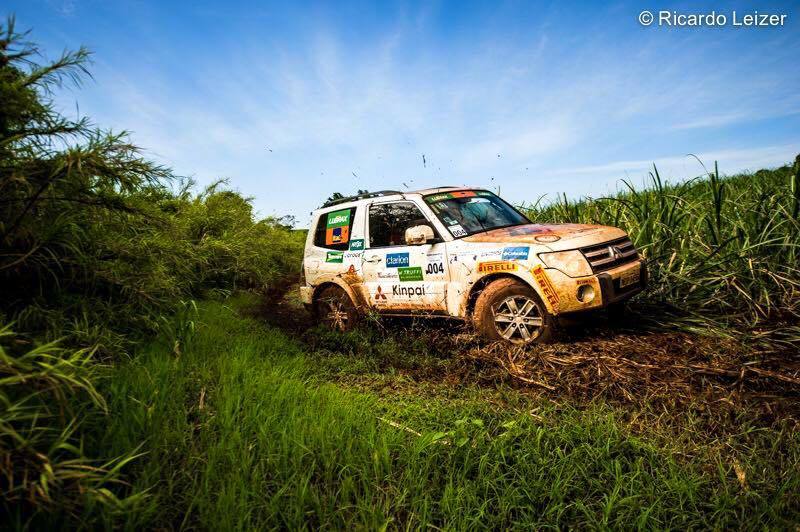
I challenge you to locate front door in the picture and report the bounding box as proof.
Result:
[361,200,449,313]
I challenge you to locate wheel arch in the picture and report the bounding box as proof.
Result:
[466,272,547,316]
[311,279,367,311]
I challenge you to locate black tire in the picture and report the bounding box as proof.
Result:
[473,278,556,344]
[313,285,359,332]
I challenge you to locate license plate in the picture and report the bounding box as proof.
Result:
[619,268,640,288]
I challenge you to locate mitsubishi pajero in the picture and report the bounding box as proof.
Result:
[300,188,647,344]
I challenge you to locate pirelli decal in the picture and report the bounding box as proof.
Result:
[532,265,560,310]
[477,261,518,273]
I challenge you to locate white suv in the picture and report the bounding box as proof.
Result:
[300,188,646,344]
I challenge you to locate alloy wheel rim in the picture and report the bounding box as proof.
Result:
[492,295,543,343]
[322,298,349,330]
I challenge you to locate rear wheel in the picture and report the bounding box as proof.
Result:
[313,285,359,331]
[473,278,556,344]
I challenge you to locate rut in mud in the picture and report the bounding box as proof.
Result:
[249,285,800,427]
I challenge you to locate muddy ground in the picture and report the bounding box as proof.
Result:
[246,286,800,431]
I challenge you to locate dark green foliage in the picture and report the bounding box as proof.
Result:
[0,18,303,520]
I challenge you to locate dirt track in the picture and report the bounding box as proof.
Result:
[249,286,800,428]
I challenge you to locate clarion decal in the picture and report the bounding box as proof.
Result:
[477,261,518,273]
[392,285,426,297]
[386,253,410,268]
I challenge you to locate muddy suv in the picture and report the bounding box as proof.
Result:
[300,188,647,344]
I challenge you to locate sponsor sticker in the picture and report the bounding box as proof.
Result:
[386,252,410,268]
[502,246,530,260]
[425,193,453,203]
[325,209,351,245]
[450,224,468,237]
[349,239,365,251]
[326,251,344,263]
[476,190,494,197]
[326,209,350,228]
[378,271,398,279]
[479,250,502,258]
[532,265,560,310]
[477,261,518,273]
[374,286,388,301]
[398,266,424,282]
[392,285,426,297]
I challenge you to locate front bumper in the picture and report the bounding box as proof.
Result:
[539,258,647,314]
[596,258,648,306]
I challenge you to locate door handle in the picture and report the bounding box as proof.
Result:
[365,255,382,263]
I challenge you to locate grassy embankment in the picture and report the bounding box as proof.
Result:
[63,295,796,530]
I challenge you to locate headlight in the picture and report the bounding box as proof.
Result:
[538,250,592,277]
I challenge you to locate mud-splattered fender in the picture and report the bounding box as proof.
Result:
[307,272,370,311]
[452,266,558,317]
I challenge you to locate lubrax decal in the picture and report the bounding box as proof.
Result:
[385,253,410,268]
[502,246,529,260]
[477,261,517,273]
[393,285,426,297]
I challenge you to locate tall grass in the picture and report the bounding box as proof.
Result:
[56,298,797,529]
[522,158,800,350]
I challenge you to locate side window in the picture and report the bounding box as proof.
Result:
[368,202,434,248]
[313,206,356,251]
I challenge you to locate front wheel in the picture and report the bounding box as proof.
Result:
[313,285,359,331]
[473,278,556,344]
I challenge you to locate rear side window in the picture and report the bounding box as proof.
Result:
[313,206,357,251]
[368,202,433,248]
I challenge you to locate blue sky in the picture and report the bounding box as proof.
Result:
[6,0,799,224]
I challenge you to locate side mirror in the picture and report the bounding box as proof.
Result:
[405,225,435,245]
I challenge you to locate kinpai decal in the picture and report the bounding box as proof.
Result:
[392,285,426,298]
[325,251,344,263]
[385,252,410,268]
[449,224,468,237]
[349,239,365,251]
[532,265,560,310]
[325,209,351,245]
[477,261,518,273]
[374,286,388,301]
[398,266,424,282]
[502,246,530,261]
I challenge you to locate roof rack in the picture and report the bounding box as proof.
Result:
[322,190,402,208]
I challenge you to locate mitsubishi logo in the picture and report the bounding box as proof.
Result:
[375,286,387,300]
[608,245,623,260]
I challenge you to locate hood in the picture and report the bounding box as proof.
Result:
[462,223,627,250]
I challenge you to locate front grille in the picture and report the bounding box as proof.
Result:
[581,237,639,273]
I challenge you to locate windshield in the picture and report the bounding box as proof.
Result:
[424,190,529,238]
